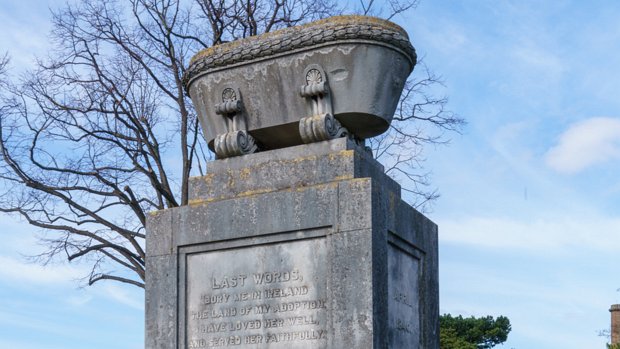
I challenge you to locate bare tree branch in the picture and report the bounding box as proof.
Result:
[0,0,462,288]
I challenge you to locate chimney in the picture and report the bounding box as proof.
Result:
[610,304,620,344]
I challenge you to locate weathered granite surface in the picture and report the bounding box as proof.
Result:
[184,16,417,155]
[145,138,439,348]
[184,16,415,80]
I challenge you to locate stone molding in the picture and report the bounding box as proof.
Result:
[299,113,348,144]
[213,130,258,158]
[184,15,417,90]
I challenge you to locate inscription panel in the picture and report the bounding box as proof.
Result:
[387,243,421,348]
[185,238,328,348]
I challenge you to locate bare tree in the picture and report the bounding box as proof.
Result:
[369,62,465,209]
[0,0,462,288]
[356,0,419,20]
[352,0,465,210]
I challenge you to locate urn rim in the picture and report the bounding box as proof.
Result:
[183,15,417,92]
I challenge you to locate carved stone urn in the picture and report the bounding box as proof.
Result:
[184,15,417,158]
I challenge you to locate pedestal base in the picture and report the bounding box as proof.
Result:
[145,138,438,349]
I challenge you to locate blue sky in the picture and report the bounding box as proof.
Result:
[404,1,620,348]
[1,0,620,348]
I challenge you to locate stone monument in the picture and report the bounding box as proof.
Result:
[146,15,439,349]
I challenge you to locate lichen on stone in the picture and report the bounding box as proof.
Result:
[183,15,416,90]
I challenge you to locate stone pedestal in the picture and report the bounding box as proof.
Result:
[145,138,438,348]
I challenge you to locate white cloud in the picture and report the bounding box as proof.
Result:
[0,4,53,71]
[512,43,565,77]
[439,214,620,253]
[0,218,40,254]
[0,255,85,285]
[545,117,620,174]
[98,283,144,311]
[65,293,94,307]
[418,21,468,54]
